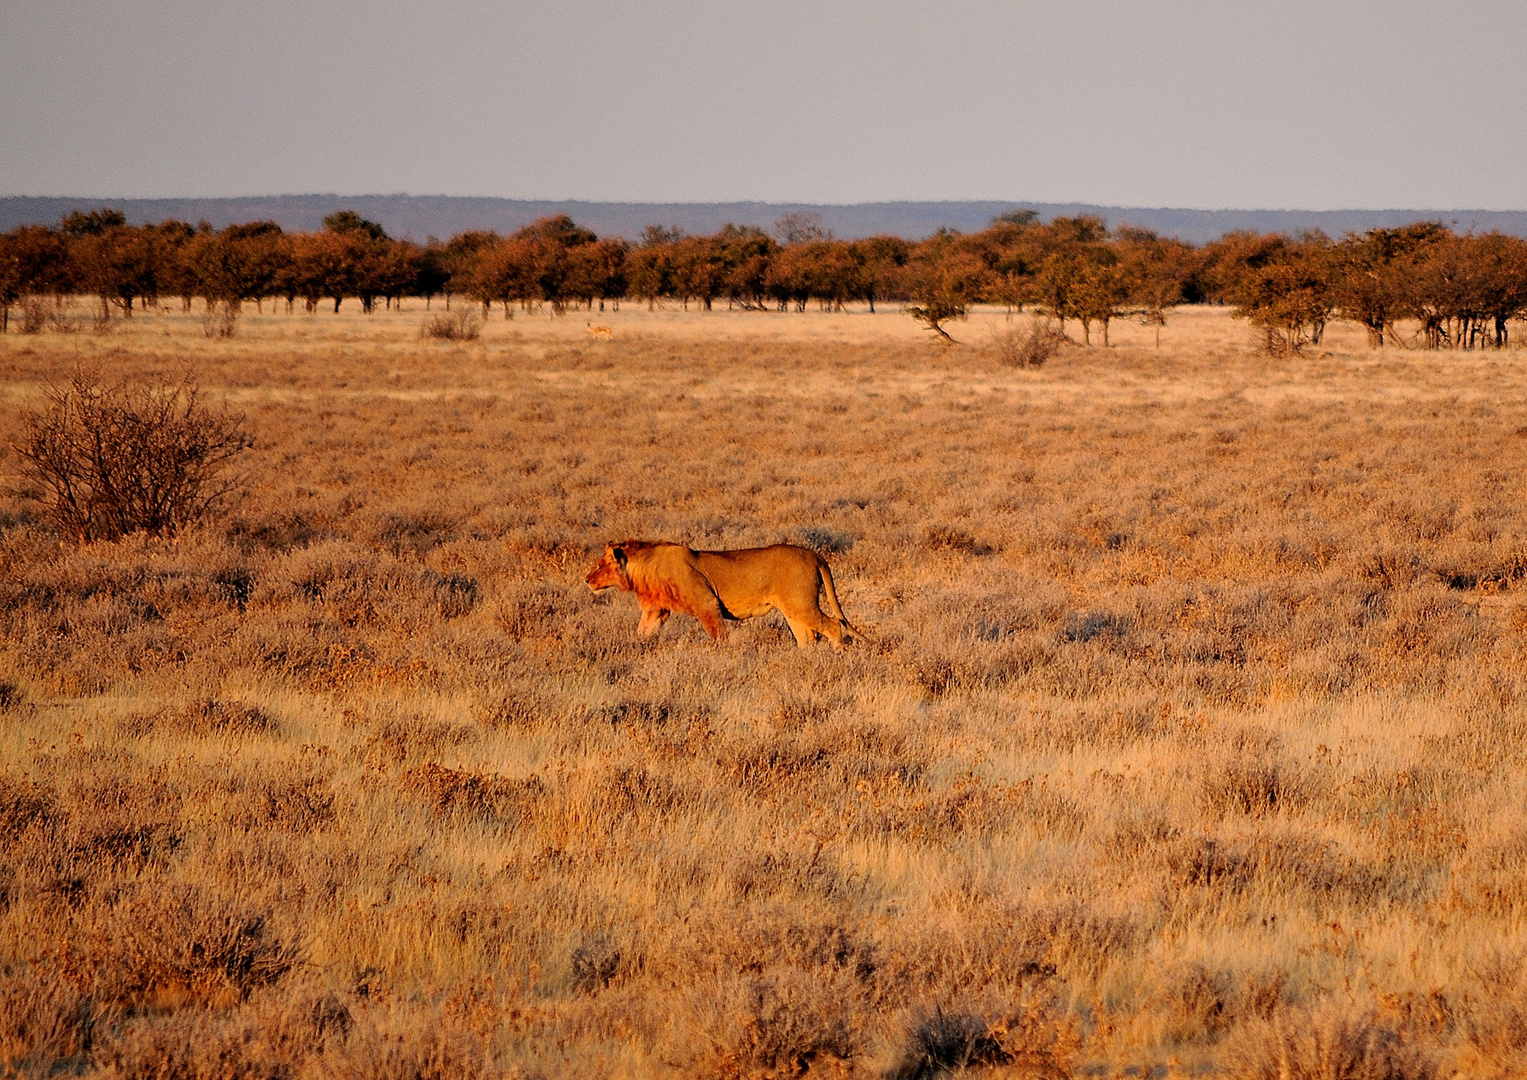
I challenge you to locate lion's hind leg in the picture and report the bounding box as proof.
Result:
[783,614,819,649]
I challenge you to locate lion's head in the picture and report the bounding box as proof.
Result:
[585,542,633,592]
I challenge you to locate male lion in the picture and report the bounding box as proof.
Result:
[584,540,865,649]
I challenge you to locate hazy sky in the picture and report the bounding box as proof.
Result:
[4,0,1525,209]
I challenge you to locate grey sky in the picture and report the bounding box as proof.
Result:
[3,0,1525,210]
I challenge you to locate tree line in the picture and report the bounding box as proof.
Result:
[2,206,1525,351]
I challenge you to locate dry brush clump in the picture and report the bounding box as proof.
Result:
[2,305,1527,1075]
[9,370,251,542]
[989,317,1069,367]
[420,307,482,341]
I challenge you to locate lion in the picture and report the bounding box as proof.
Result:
[584,540,865,649]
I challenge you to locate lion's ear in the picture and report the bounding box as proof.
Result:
[612,546,627,569]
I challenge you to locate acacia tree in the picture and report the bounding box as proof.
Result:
[851,236,909,313]
[0,233,18,332]
[1071,244,1130,345]
[2,226,71,330]
[65,212,162,320]
[1332,223,1448,347]
[1117,227,1193,348]
[437,231,499,310]
[627,227,682,310]
[321,211,390,313]
[714,225,775,311]
[1229,236,1337,356]
[902,233,987,343]
[565,237,628,311]
[151,220,199,312]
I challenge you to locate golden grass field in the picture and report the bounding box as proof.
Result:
[3,299,1527,1078]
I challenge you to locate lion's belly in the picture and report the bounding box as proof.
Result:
[720,595,778,620]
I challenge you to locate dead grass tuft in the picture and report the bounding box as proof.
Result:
[1224,1004,1438,1080]
[420,309,482,342]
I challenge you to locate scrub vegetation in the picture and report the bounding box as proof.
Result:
[1,302,1525,1077]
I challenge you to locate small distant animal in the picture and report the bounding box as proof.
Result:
[584,540,865,649]
[586,323,613,339]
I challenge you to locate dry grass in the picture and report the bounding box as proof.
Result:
[2,301,1527,1076]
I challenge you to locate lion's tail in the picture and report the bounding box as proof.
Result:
[819,561,869,642]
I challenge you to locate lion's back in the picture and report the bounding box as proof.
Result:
[696,545,824,616]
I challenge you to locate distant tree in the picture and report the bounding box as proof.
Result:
[5,225,71,299]
[291,230,353,313]
[991,208,1039,227]
[322,210,389,242]
[714,225,776,310]
[1228,234,1337,356]
[415,240,450,308]
[1117,227,1195,347]
[1475,233,1527,347]
[902,237,988,342]
[72,221,162,319]
[565,238,629,311]
[1331,223,1448,347]
[0,233,19,332]
[774,211,831,244]
[851,236,910,313]
[628,227,683,310]
[60,208,127,237]
[668,235,728,311]
[1032,253,1083,337]
[478,215,601,315]
[318,213,392,313]
[437,231,500,310]
[764,244,812,312]
[150,220,199,312]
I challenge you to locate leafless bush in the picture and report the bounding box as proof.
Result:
[18,296,49,334]
[119,699,279,739]
[991,317,1068,367]
[0,969,95,1076]
[894,1009,1007,1078]
[10,371,252,542]
[202,298,240,339]
[1224,1005,1437,1080]
[80,884,297,1008]
[420,309,481,342]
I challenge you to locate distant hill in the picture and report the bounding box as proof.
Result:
[3,195,1525,244]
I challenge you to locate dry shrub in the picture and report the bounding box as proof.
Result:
[18,296,50,334]
[63,884,297,1008]
[0,968,95,1076]
[568,938,622,994]
[477,692,553,733]
[10,371,252,542]
[1201,756,1305,817]
[92,983,351,1080]
[319,1003,494,1080]
[420,308,482,342]
[121,699,279,739]
[201,298,240,339]
[695,969,862,1079]
[399,763,544,824]
[991,317,1068,367]
[921,525,992,555]
[893,992,1076,1080]
[0,680,27,711]
[1223,1004,1438,1080]
[894,1010,1007,1078]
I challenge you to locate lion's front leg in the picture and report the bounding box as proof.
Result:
[637,606,671,637]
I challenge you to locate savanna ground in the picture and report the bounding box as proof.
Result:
[2,299,1527,1078]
